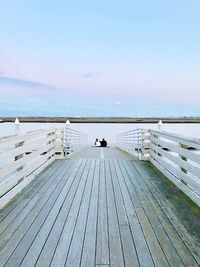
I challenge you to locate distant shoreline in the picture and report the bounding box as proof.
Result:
[1,117,200,123]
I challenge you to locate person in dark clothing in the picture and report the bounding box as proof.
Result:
[100,138,107,147]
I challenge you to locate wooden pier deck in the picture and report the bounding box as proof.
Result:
[0,147,199,267]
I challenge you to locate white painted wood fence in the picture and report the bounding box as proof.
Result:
[64,127,88,155]
[0,127,87,209]
[117,129,200,207]
[116,128,150,160]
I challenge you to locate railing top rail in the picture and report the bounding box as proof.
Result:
[117,128,143,135]
[150,130,200,146]
[0,127,64,146]
[65,127,87,135]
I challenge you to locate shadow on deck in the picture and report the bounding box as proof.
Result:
[0,147,199,267]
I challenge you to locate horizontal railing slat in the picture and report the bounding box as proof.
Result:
[150,157,200,207]
[0,149,55,197]
[151,143,200,179]
[151,130,200,150]
[150,149,200,194]
[150,136,200,165]
[0,135,55,163]
[0,142,55,179]
[0,129,56,147]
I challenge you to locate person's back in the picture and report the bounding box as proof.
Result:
[95,138,101,147]
[101,138,107,147]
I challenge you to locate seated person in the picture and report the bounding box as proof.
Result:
[95,138,101,146]
[100,138,107,147]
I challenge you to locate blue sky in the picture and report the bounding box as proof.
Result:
[0,1,200,117]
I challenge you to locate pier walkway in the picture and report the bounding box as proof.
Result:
[0,147,199,267]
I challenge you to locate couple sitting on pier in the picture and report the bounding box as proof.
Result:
[95,138,107,147]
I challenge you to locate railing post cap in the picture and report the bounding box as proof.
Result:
[66,119,70,125]
[15,118,20,124]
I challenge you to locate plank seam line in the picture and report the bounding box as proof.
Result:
[63,159,92,266]
[104,160,111,266]
[79,159,97,266]
[118,159,155,266]
[108,160,126,267]
[113,159,142,266]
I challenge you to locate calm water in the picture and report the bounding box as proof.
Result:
[1,122,200,143]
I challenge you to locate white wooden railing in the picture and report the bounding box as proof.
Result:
[0,126,87,209]
[116,128,150,160]
[64,127,88,155]
[117,129,200,207]
[150,130,200,207]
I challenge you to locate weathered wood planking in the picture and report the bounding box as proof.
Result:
[0,154,199,267]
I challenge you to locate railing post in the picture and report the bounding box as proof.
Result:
[179,143,188,177]
[46,130,56,159]
[140,129,150,160]
[15,140,25,174]
[54,128,65,159]
[14,118,25,173]
[15,118,20,136]
[158,120,163,131]
[64,119,71,156]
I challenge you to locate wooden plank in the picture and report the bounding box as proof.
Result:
[132,160,200,266]
[0,160,62,224]
[142,201,184,267]
[109,160,129,226]
[120,160,180,266]
[95,160,110,265]
[20,160,89,267]
[0,148,199,267]
[115,161,141,209]
[113,159,155,267]
[161,205,200,265]
[0,160,82,267]
[64,160,95,267]
[80,160,100,267]
[110,160,140,267]
[34,160,88,267]
[120,225,140,267]
[105,160,124,267]
[120,159,148,202]
[136,207,170,267]
[0,160,67,244]
[50,160,91,267]
[130,161,159,194]
[148,198,199,267]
